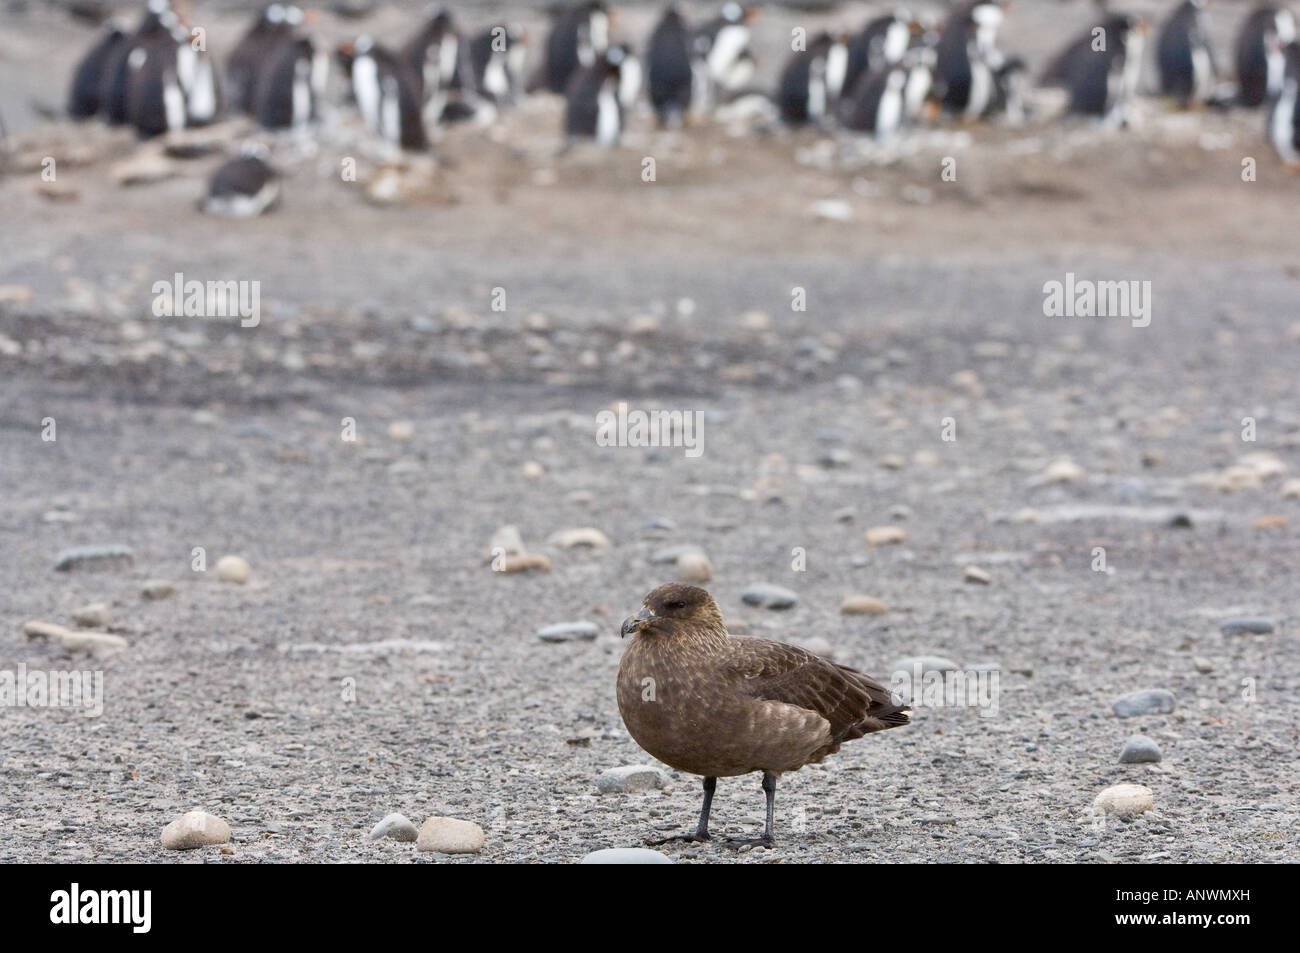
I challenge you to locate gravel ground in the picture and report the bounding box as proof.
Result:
[1,0,1297,863]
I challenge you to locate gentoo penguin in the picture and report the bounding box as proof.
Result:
[99,0,174,125]
[537,1,610,94]
[646,5,695,126]
[175,28,221,126]
[228,5,296,114]
[1267,39,1300,166]
[694,2,757,104]
[466,24,529,107]
[842,10,916,103]
[935,0,1008,119]
[1157,0,1219,107]
[403,6,465,103]
[565,43,634,147]
[340,37,429,151]
[842,60,910,139]
[1041,14,1148,124]
[68,19,130,118]
[776,31,849,126]
[203,146,280,217]
[123,26,189,137]
[254,36,324,130]
[1237,6,1298,107]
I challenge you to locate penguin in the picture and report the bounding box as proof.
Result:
[1157,0,1219,107]
[565,43,633,147]
[842,9,916,102]
[1237,6,1297,107]
[99,0,175,125]
[175,30,222,126]
[227,5,297,114]
[1041,14,1147,124]
[992,55,1029,124]
[203,147,280,217]
[694,2,756,104]
[902,39,939,122]
[1267,39,1300,166]
[646,5,695,126]
[538,1,610,94]
[68,19,129,118]
[254,36,324,130]
[123,26,189,137]
[402,7,465,104]
[466,24,529,108]
[341,37,429,151]
[936,0,1010,119]
[776,31,849,126]
[841,60,910,140]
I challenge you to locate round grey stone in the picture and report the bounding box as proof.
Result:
[1112,690,1175,718]
[1119,735,1162,764]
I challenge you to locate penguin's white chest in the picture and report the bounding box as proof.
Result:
[596,79,620,146]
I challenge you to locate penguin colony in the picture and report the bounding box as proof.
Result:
[66,1,1300,214]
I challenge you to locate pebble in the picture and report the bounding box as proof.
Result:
[1119,735,1162,764]
[214,555,251,585]
[489,524,525,557]
[840,595,889,615]
[740,584,799,610]
[819,448,853,468]
[1219,617,1274,635]
[536,621,599,643]
[1193,656,1216,674]
[23,620,127,653]
[865,526,906,547]
[522,460,544,480]
[546,527,611,549]
[963,565,992,585]
[1112,690,1175,718]
[650,544,705,564]
[580,848,672,865]
[416,817,485,854]
[72,603,112,628]
[54,544,134,572]
[161,811,231,850]
[1092,784,1154,817]
[596,765,668,794]
[1281,478,1300,499]
[367,813,418,842]
[1042,458,1086,483]
[675,551,713,583]
[500,553,552,573]
[387,420,414,442]
[879,454,906,470]
[141,580,177,601]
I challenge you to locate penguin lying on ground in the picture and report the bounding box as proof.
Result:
[203,146,280,217]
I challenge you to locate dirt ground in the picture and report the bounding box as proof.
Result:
[0,0,1297,863]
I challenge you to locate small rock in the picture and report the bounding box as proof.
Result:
[1092,784,1154,817]
[819,448,853,469]
[675,551,713,583]
[141,580,177,601]
[865,526,906,547]
[1281,478,1300,499]
[650,544,706,564]
[54,544,134,572]
[1118,735,1162,764]
[963,565,992,585]
[500,553,552,573]
[72,603,112,628]
[1193,656,1216,674]
[1042,458,1086,483]
[1252,514,1287,530]
[488,525,525,558]
[1112,689,1175,718]
[596,765,668,794]
[522,460,544,480]
[24,620,127,653]
[840,595,888,615]
[546,527,611,549]
[879,454,906,471]
[161,811,231,850]
[580,848,672,864]
[740,584,799,610]
[537,621,599,643]
[416,817,484,854]
[214,555,250,585]
[367,813,418,842]
[1220,617,1274,635]
[387,421,414,442]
